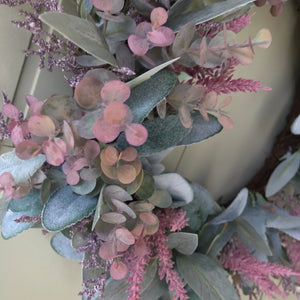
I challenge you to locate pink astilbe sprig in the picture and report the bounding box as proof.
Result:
[220,237,299,298]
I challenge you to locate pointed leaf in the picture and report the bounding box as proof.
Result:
[167,232,198,255]
[42,186,97,231]
[266,152,300,197]
[0,151,45,185]
[51,232,84,260]
[92,184,105,230]
[40,12,117,66]
[177,253,239,300]
[209,188,248,225]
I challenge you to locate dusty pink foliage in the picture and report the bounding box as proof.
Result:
[0,172,16,201]
[220,237,298,298]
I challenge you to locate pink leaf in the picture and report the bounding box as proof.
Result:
[42,140,65,166]
[99,240,117,260]
[26,95,43,116]
[101,80,131,103]
[110,260,128,280]
[128,34,149,56]
[135,22,152,38]
[230,46,254,65]
[147,27,175,47]
[104,102,129,126]
[150,7,168,29]
[178,105,192,129]
[74,76,103,109]
[93,115,121,143]
[28,115,56,137]
[125,123,148,146]
[115,228,135,245]
[83,140,100,161]
[72,157,89,171]
[218,96,232,109]
[91,0,124,14]
[15,140,42,160]
[11,125,25,146]
[53,138,67,156]
[202,91,218,109]
[2,103,20,120]
[66,169,80,185]
[62,121,74,151]
[119,147,138,162]
[218,114,234,129]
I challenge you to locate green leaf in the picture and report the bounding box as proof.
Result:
[126,70,177,123]
[177,113,222,146]
[39,12,117,66]
[183,182,221,231]
[148,189,172,208]
[153,173,194,207]
[209,188,248,225]
[51,232,84,260]
[127,59,179,89]
[236,217,272,256]
[42,186,97,231]
[167,232,198,255]
[0,151,45,185]
[72,179,97,195]
[92,184,105,230]
[1,190,43,239]
[135,172,155,200]
[265,151,300,197]
[177,253,239,300]
[166,0,255,32]
[266,211,300,230]
[105,17,136,42]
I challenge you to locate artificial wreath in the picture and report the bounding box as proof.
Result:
[0,0,299,299]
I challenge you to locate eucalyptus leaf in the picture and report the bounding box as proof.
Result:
[105,17,136,42]
[72,179,97,195]
[0,151,45,185]
[92,185,105,230]
[76,55,106,67]
[1,190,43,239]
[280,227,300,241]
[177,253,239,300]
[267,229,282,262]
[265,151,300,197]
[127,59,179,89]
[103,185,133,202]
[40,12,117,66]
[74,110,102,139]
[154,173,193,207]
[51,232,83,261]
[209,188,248,225]
[135,172,155,200]
[42,186,97,231]
[266,213,300,230]
[166,0,255,32]
[126,70,177,123]
[183,182,221,231]
[148,189,172,208]
[167,232,198,255]
[236,217,272,256]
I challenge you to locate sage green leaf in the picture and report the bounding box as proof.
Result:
[39,12,117,66]
[51,232,84,261]
[148,189,172,208]
[76,55,106,67]
[105,17,136,42]
[183,182,221,231]
[167,232,198,255]
[177,113,222,146]
[209,188,248,225]
[1,190,43,239]
[126,70,177,123]
[236,217,272,256]
[92,184,105,230]
[166,0,255,32]
[265,151,300,197]
[74,110,102,139]
[127,59,179,89]
[135,172,155,200]
[72,179,97,195]
[42,186,97,231]
[177,253,239,300]
[266,211,300,230]
[0,151,45,185]
[154,173,193,207]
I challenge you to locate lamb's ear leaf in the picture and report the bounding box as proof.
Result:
[42,186,97,231]
[166,0,254,32]
[39,12,117,66]
[51,232,84,261]
[177,253,239,300]
[1,190,42,239]
[126,70,177,123]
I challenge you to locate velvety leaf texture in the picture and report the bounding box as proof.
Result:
[42,185,97,231]
[177,253,239,300]
[126,70,177,123]
[1,190,43,239]
[166,0,255,32]
[51,232,84,261]
[0,151,45,185]
[39,12,117,66]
